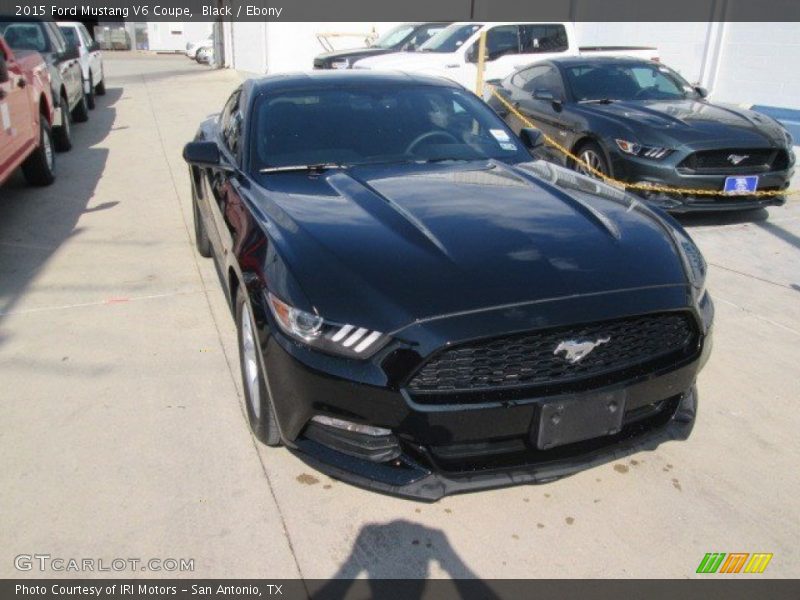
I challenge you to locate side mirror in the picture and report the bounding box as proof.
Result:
[62,45,79,60]
[183,141,222,167]
[519,127,545,151]
[0,52,9,84]
[89,40,100,52]
[533,89,554,101]
[693,85,708,98]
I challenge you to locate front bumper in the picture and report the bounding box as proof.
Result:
[259,289,714,501]
[608,147,793,213]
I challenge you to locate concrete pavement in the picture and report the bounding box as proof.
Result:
[1,53,798,579]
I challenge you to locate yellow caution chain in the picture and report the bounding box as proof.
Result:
[489,87,798,198]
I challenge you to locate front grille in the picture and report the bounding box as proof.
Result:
[407,312,698,400]
[678,149,789,174]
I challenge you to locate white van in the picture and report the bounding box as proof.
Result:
[354,22,658,91]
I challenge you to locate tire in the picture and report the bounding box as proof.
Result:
[52,100,72,152]
[573,140,611,180]
[95,76,106,96]
[21,116,56,186]
[71,87,89,123]
[236,288,282,447]
[192,191,213,258]
[86,74,96,109]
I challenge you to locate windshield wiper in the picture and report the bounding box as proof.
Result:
[578,98,617,104]
[259,163,345,173]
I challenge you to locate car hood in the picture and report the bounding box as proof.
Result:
[576,99,787,147]
[252,161,688,332]
[315,47,391,63]
[353,51,453,71]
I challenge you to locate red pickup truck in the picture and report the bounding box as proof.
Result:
[0,35,56,187]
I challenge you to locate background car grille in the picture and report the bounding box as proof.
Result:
[407,312,698,401]
[677,148,789,174]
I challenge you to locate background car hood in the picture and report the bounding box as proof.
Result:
[252,161,688,332]
[353,51,451,71]
[577,99,786,147]
[315,47,391,63]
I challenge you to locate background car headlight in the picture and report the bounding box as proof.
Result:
[266,293,389,358]
[330,59,350,69]
[674,230,707,299]
[615,139,672,160]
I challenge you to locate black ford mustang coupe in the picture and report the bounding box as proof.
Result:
[487,57,795,213]
[183,71,713,500]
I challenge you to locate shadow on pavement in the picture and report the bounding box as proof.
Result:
[0,87,123,340]
[676,207,769,228]
[310,519,499,600]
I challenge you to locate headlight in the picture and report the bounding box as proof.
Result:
[674,229,706,299]
[330,59,350,69]
[615,139,672,160]
[266,293,389,358]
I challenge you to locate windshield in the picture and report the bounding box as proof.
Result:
[0,21,49,52]
[565,62,695,102]
[419,23,481,53]
[252,85,526,171]
[372,24,414,49]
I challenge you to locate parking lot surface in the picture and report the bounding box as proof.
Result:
[1,53,798,579]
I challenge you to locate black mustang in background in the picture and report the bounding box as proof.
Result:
[487,56,795,213]
[183,71,712,500]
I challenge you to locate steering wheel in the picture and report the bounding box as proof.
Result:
[405,130,460,155]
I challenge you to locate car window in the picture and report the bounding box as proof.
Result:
[372,24,415,49]
[59,26,80,49]
[0,22,49,52]
[510,65,550,90]
[419,23,482,53]
[78,24,93,47]
[565,63,691,101]
[484,25,520,61]
[519,25,569,53]
[46,22,66,53]
[525,65,565,97]
[252,85,527,171]
[219,89,242,156]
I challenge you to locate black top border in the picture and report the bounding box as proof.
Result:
[1,0,799,22]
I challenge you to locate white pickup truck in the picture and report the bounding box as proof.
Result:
[354,22,659,91]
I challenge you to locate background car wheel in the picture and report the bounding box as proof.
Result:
[192,193,213,258]
[574,141,611,179]
[236,289,282,447]
[53,100,72,152]
[95,77,106,96]
[72,88,89,123]
[21,116,56,186]
[87,74,96,109]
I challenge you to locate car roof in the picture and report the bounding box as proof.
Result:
[248,70,463,93]
[550,56,657,67]
[56,22,82,28]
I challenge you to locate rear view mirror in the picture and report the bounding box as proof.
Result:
[183,141,221,167]
[0,51,9,84]
[519,127,545,151]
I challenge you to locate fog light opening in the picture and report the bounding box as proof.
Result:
[311,415,391,437]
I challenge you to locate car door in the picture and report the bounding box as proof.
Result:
[0,43,34,173]
[507,64,572,164]
[78,24,101,85]
[46,23,80,107]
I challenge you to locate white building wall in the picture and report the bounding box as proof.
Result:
[711,22,800,108]
[145,22,213,52]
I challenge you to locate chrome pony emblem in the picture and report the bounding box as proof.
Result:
[727,154,749,165]
[554,337,611,364]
